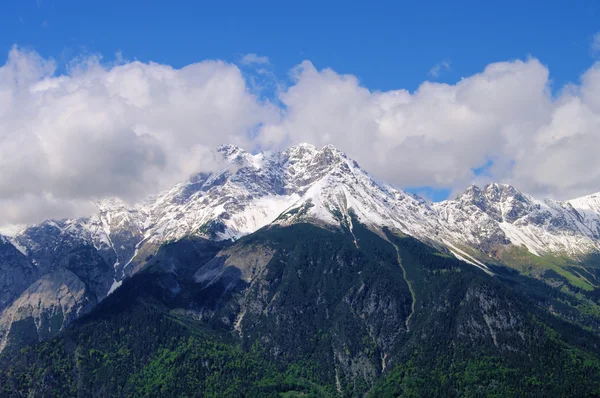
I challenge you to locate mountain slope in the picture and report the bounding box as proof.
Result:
[0,267,96,352]
[0,236,39,312]
[0,222,114,352]
[3,220,600,397]
[569,192,600,237]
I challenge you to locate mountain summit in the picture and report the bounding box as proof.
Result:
[20,144,597,272]
[5,143,600,284]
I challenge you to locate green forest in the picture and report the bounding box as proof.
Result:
[2,222,600,397]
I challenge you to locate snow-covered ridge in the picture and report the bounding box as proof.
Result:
[11,144,600,281]
[434,183,600,257]
[568,193,600,238]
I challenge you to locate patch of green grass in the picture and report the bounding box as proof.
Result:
[499,245,595,291]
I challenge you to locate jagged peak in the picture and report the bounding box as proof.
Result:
[217,143,241,152]
[483,182,519,194]
[215,144,354,174]
[455,184,484,202]
[9,139,600,286]
[460,184,483,196]
[95,197,131,211]
[280,144,355,178]
[321,143,346,154]
[289,142,317,151]
[481,183,531,206]
[216,144,265,172]
[217,144,247,159]
[457,183,525,203]
[454,185,488,213]
[285,143,348,159]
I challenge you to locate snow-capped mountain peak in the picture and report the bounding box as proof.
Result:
[436,183,600,257]
[454,183,535,223]
[84,143,367,276]
[10,144,600,282]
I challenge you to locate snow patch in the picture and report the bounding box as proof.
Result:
[107,279,122,296]
[445,241,492,275]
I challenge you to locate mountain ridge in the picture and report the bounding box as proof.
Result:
[4,143,600,279]
[23,144,600,262]
[1,143,600,353]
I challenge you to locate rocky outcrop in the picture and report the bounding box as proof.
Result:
[434,183,600,256]
[0,236,39,312]
[0,268,95,351]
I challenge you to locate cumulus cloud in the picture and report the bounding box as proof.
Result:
[240,53,270,65]
[2,45,600,227]
[0,46,276,224]
[257,58,600,201]
[429,59,451,77]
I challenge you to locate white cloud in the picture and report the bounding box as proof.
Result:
[256,58,600,201]
[0,46,277,224]
[240,53,270,65]
[2,46,600,226]
[429,59,451,77]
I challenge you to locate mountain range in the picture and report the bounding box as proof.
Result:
[1,144,600,396]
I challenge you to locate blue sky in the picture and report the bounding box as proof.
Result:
[1,0,599,92]
[1,0,600,219]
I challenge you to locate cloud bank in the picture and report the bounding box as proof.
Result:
[0,47,276,224]
[1,46,600,225]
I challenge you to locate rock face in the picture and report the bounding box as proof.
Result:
[0,223,113,352]
[146,222,415,389]
[434,183,600,257]
[0,268,95,351]
[14,222,114,300]
[0,237,39,312]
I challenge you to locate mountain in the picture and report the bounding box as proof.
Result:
[13,144,600,273]
[83,144,600,276]
[2,221,600,396]
[435,183,600,257]
[1,143,600,396]
[2,143,600,351]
